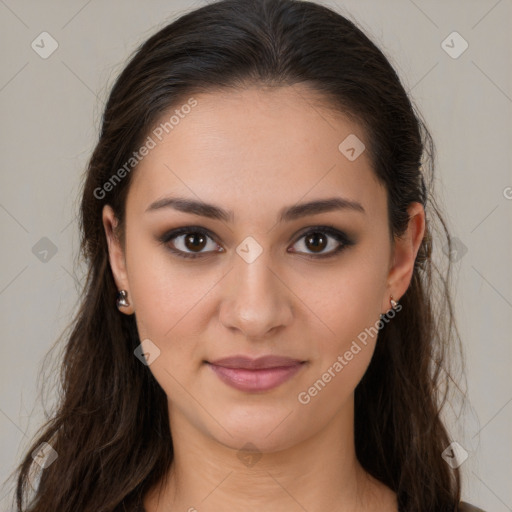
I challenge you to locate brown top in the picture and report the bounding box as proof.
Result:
[458,502,486,512]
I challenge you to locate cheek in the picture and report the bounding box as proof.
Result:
[125,239,205,339]
[295,346,373,428]
[304,257,386,402]
[125,247,209,395]
[316,260,385,348]
[297,272,383,412]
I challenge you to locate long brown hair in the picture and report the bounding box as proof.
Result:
[8,0,465,510]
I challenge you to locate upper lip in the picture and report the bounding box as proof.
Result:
[208,355,305,369]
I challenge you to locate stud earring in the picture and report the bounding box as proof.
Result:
[390,295,399,310]
[116,290,130,309]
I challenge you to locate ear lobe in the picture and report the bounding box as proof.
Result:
[102,204,129,293]
[385,202,426,304]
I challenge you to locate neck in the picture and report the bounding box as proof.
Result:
[144,394,396,512]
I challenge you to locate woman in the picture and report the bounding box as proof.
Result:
[11,0,485,510]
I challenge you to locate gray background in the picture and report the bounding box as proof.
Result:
[1,0,511,510]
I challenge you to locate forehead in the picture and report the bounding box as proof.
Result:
[127,85,386,223]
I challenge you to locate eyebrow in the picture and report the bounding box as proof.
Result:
[145,196,365,222]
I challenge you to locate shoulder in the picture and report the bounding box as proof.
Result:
[458,501,487,512]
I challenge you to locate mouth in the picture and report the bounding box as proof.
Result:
[205,355,307,392]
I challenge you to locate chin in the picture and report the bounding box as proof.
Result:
[204,402,308,453]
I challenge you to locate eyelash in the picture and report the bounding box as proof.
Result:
[158,225,355,260]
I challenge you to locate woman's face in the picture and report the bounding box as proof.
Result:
[103,85,424,452]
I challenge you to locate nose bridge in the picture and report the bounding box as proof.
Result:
[219,240,293,338]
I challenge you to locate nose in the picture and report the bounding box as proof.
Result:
[218,248,294,340]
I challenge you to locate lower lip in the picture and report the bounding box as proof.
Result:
[207,363,304,392]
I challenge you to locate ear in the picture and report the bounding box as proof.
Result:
[102,204,134,315]
[383,202,425,312]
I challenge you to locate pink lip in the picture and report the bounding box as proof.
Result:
[207,355,306,392]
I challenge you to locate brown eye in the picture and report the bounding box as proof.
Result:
[183,232,208,252]
[304,232,328,253]
[289,227,354,259]
[159,227,221,259]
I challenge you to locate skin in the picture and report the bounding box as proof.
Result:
[103,85,425,512]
